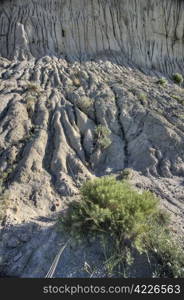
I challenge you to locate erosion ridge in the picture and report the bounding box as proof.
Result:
[0,0,184,278]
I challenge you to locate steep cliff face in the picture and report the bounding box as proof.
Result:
[0,0,184,74]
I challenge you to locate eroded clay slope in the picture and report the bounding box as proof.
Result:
[0,55,183,220]
[0,56,184,277]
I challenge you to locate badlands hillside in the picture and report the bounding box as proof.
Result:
[0,0,184,277]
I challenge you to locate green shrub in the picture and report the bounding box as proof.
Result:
[59,176,184,277]
[60,176,158,245]
[172,73,183,85]
[138,92,147,105]
[94,125,111,150]
[144,223,184,278]
[0,190,9,221]
[171,94,184,105]
[171,94,181,101]
[156,78,167,86]
[121,168,133,180]
[0,167,14,184]
[77,96,92,111]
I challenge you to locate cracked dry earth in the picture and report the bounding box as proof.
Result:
[0,55,184,277]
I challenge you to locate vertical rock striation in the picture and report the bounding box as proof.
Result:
[0,0,184,74]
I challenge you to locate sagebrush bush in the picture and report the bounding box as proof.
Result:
[156,78,167,86]
[144,223,184,278]
[172,73,183,85]
[59,176,184,277]
[94,125,111,149]
[77,96,92,111]
[121,168,133,180]
[138,92,147,105]
[61,176,158,245]
[171,94,184,105]
[0,191,9,221]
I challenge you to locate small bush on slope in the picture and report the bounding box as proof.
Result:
[156,77,167,86]
[144,221,184,278]
[172,73,183,85]
[0,182,10,223]
[94,125,111,150]
[59,176,184,277]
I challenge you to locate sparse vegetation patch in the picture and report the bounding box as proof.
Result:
[59,176,184,277]
[156,77,167,86]
[94,125,112,150]
[172,73,183,85]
